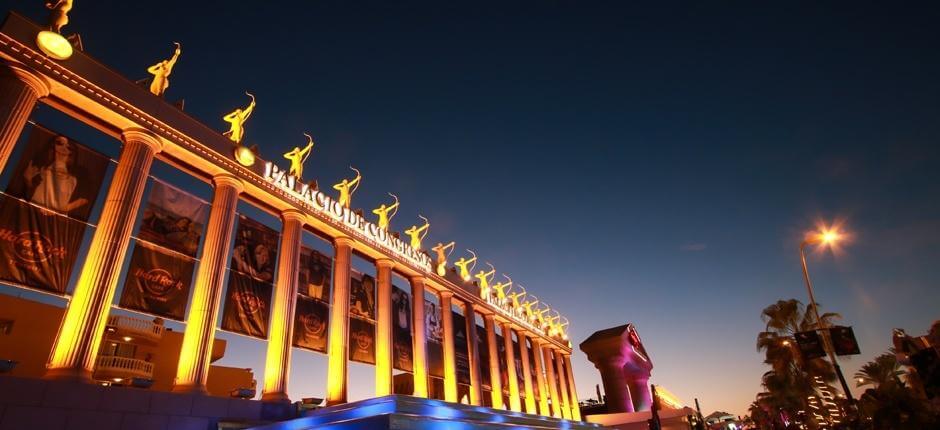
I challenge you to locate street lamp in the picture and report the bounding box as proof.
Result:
[799,226,855,404]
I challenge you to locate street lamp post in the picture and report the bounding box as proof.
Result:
[798,233,855,405]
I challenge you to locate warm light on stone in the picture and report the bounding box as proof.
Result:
[36,31,72,60]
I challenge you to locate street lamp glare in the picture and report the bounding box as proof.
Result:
[821,230,839,244]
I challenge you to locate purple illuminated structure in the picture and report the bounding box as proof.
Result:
[580,324,653,413]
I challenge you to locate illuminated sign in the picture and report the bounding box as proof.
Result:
[263,162,433,273]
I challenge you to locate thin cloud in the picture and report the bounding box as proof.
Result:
[680,243,707,252]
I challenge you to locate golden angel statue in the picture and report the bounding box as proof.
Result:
[474,262,495,300]
[333,166,362,208]
[46,0,73,33]
[454,250,477,281]
[404,215,430,250]
[147,42,181,96]
[508,285,526,312]
[493,274,513,304]
[431,241,455,276]
[522,295,539,322]
[372,193,399,230]
[223,92,256,144]
[284,133,314,179]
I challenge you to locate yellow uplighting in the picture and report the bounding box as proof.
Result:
[36,30,73,60]
[234,145,256,167]
[122,336,132,342]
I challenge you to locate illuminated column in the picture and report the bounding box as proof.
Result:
[464,303,482,406]
[629,376,652,411]
[554,349,572,419]
[326,237,353,405]
[532,340,550,416]
[543,347,563,418]
[502,322,521,412]
[516,331,537,414]
[261,210,305,402]
[483,314,503,409]
[374,259,394,397]
[409,276,429,398]
[563,354,582,420]
[45,129,162,381]
[0,63,49,172]
[172,174,242,393]
[440,291,458,402]
[593,355,634,413]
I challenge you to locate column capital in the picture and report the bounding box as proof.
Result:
[375,258,395,270]
[439,290,454,299]
[6,62,50,98]
[281,209,306,224]
[482,313,496,323]
[212,173,244,193]
[122,127,164,153]
[409,275,426,286]
[334,236,355,248]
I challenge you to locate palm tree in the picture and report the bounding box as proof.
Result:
[855,351,904,389]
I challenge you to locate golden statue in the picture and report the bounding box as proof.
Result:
[223,92,256,144]
[558,316,570,339]
[372,193,399,230]
[493,275,513,304]
[45,0,73,33]
[404,215,430,250]
[522,296,539,322]
[283,133,314,179]
[147,43,181,96]
[432,241,455,276]
[474,263,495,300]
[508,285,526,312]
[535,305,551,328]
[333,166,362,208]
[454,250,477,281]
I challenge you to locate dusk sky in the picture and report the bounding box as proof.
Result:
[6,1,940,417]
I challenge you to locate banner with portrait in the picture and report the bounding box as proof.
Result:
[221,271,273,339]
[477,325,490,387]
[0,126,110,295]
[496,332,508,392]
[118,240,195,320]
[349,317,376,364]
[513,337,524,400]
[137,181,207,257]
[452,311,471,385]
[349,272,375,321]
[392,285,412,372]
[425,298,444,377]
[298,247,331,302]
[292,295,329,352]
[528,339,539,399]
[230,215,279,283]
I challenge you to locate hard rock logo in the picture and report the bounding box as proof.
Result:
[301,313,325,337]
[6,230,66,264]
[235,291,263,315]
[134,268,182,297]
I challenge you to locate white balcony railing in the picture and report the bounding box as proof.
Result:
[94,355,154,379]
[106,315,165,341]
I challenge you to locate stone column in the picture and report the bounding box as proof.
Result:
[594,355,634,413]
[555,349,572,419]
[440,291,458,402]
[629,376,652,411]
[464,303,482,406]
[46,128,162,381]
[326,237,353,405]
[261,210,305,402]
[374,259,394,396]
[0,63,49,172]
[564,354,582,420]
[483,314,503,409]
[542,347,563,418]
[173,174,242,393]
[517,331,537,414]
[532,340,550,416]
[410,276,429,398]
[502,322,521,412]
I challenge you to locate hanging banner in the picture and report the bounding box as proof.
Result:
[349,272,375,320]
[453,311,471,385]
[137,181,208,257]
[298,247,331,302]
[477,325,490,387]
[392,285,413,372]
[528,339,539,399]
[221,271,273,339]
[118,241,195,320]
[513,337,524,399]
[426,298,444,377]
[230,216,279,283]
[349,317,376,364]
[292,295,329,352]
[5,125,110,223]
[496,333,508,392]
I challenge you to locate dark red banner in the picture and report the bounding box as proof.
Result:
[349,317,376,364]
[349,272,375,321]
[119,241,195,321]
[221,271,273,339]
[137,181,208,257]
[298,247,331,302]
[292,295,329,353]
[477,325,490,387]
[392,286,412,372]
[230,216,279,283]
[453,311,471,385]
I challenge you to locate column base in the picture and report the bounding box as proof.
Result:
[42,367,94,383]
[261,392,291,403]
[171,383,209,395]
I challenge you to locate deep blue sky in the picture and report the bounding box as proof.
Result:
[7,1,940,417]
